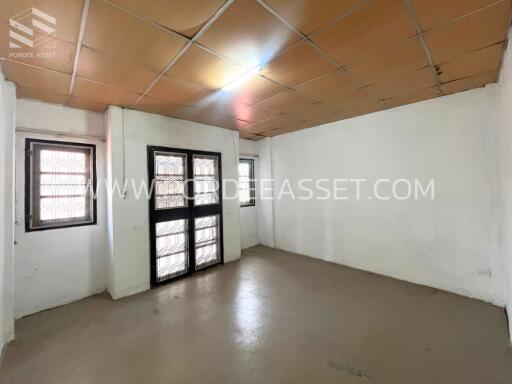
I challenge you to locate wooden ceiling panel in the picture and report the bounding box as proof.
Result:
[346,38,428,86]
[438,43,503,83]
[109,0,225,38]
[256,90,317,114]
[220,75,288,105]
[148,75,211,105]
[1,59,70,94]
[72,77,139,107]
[293,104,345,126]
[294,70,361,103]
[425,1,510,64]
[260,129,284,137]
[190,93,253,118]
[242,122,268,135]
[167,45,246,90]
[311,0,416,65]
[83,0,187,73]
[441,70,498,94]
[77,46,157,93]
[240,131,264,140]
[233,105,281,123]
[248,114,307,132]
[384,86,440,109]
[134,96,184,117]
[412,0,497,31]
[177,105,251,130]
[262,128,293,137]
[323,89,383,116]
[265,0,367,35]
[2,0,509,140]
[16,85,68,105]
[260,123,309,136]
[190,91,283,124]
[197,0,301,67]
[68,96,108,112]
[0,22,76,73]
[0,0,84,44]
[366,67,436,100]
[261,42,336,87]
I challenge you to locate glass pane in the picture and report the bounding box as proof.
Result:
[195,215,220,269]
[193,155,219,206]
[155,153,187,209]
[155,219,189,281]
[239,160,253,205]
[40,196,87,221]
[238,162,250,177]
[240,190,251,204]
[40,149,87,173]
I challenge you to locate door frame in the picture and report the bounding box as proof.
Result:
[147,145,224,287]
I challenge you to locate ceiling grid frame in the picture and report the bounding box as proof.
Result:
[403,0,443,96]
[129,0,237,106]
[0,0,509,139]
[68,0,91,97]
[255,0,386,106]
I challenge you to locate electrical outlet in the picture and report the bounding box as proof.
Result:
[477,270,492,278]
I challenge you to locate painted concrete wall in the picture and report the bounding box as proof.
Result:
[239,139,259,249]
[257,138,275,248]
[267,89,505,306]
[106,107,241,299]
[486,33,512,341]
[0,70,15,350]
[13,100,108,318]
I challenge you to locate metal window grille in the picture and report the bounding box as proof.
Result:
[156,219,189,281]
[195,215,220,269]
[154,152,187,209]
[193,155,219,206]
[27,140,96,231]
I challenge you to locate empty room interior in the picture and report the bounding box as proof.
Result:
[2,0,512,382]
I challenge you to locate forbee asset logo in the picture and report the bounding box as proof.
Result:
[9,7,57,59]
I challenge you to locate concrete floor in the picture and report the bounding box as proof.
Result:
[1,246,511,383]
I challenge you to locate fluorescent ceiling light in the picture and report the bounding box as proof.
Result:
[222,66,262,91]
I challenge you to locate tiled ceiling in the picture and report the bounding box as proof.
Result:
[0,0,510,140]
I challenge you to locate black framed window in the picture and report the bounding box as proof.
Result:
[239,158,255,207]
[25,139,97,232]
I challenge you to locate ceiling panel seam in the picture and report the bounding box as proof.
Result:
[255,0,385,106]
[68,0,91,97]
[403,0,443,96]
[131,0,237,107]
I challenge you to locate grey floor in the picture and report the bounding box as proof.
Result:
[1,246,511,384]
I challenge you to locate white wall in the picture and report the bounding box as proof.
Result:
[0,69,15,350]
[257,138,275,248]
[486,33,512,341]
[266,89,505,306]
[106,107,241,299]
[239,139,259,249]
[14,99,108,318]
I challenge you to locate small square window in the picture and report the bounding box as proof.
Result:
[239,159,255,207]
[26,139,97,231]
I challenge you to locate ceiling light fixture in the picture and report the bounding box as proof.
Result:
[222,66,262,91]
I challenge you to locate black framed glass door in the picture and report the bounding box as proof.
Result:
[148,146,224,287]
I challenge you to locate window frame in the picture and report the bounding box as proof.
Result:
[25,138,97,232]
[239,158,255,208]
